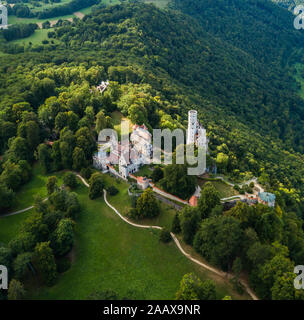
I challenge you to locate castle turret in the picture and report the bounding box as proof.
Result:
[187,110,198,145]
[0,3,8,29]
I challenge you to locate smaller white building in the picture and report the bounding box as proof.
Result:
[137,176,150,190]
[96,80,110,94]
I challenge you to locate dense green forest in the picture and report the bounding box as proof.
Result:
[0,0,304,300]
[1,1,304,203]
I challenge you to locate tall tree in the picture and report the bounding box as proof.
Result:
[136,188,160,218]
[176,273,216,300]
[8,279,26,300]
[198,182,220,219]
[32,242,57,286]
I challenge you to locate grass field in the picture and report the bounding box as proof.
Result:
[28,178,248,300]
[133,165,153,177]
[143,0,170,9]
[198,178,238,199]
[0,208,34,244]
[11,28,57,46]
[77,6,93,15]
[8,14,75,25]
[0,164,64,244]
[0,167,249,300]
[8,164,64,212]
[111,110,133,140]
[30,0,74,13]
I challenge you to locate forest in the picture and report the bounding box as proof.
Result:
[0,0,303,300]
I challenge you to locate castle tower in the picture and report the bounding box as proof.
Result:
[187,110,198,145]
[0,2,8,30]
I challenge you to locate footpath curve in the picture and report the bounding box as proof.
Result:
[102,188,258,300]
[98,185,259,300]
[1,173,259,300]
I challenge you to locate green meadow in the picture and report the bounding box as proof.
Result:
[0,168,249,300]
[11,29,56,46]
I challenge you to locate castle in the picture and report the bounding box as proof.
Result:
[0,2,8,30]
[93,109,208,179]
[119,124,152,179]
[93,124,153,179]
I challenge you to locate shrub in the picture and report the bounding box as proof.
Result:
[80,167,92,180]
[126,208,139,220]
[63,172,78,189]
[159,229,172,243]
[107,186,119,196]
[171,213,181,234]
[89,173,104,200]
[233,184,240,191]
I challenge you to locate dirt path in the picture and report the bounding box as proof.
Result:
[74,12,85,19]
[35,11,83,29]
[1,172,259,300]
[102,188,259,300]
[1,198,48,218]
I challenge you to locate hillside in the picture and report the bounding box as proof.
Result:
[1,2,303,199]
[0,0,304,301]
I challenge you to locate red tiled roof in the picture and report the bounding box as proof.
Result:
[189,196,198,207]
[137,176,147,184]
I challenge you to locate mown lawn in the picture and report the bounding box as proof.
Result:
[198,178,238,199]
[29,0,73,13]
[30,181,247,300]
[8,14,74,25]
[133,165,153,177]
[8,164,64,212]
[144,0,170,9]
[104,173,177,230]
[0,164,64,244]
[0,208,33,244]
[1,169,250,300]
[11,29,56,46]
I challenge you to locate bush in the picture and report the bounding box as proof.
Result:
[233,184,240,191]
[136,189,160,218]
[107,186,119,196]
[89,173,104,200]
[171,213,181,234]
[80,167,92,180]
[151,166,164,182]
[63,172,78,189]
[159,229,172,243]
[130,195,138,208]
[126,208,139,220]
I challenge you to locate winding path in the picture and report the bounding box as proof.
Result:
[1,173,258,300]
[101,186,259,300]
